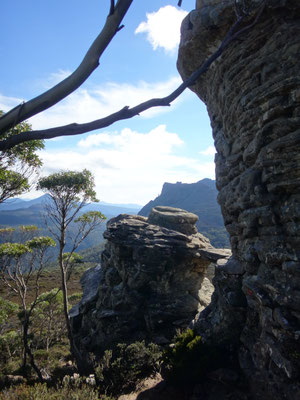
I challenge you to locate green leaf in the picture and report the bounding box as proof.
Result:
[75,211,106,224]
[37,169,98,203]
[26,236,56,249]
[0,242,31,257]
[0,110,44,202]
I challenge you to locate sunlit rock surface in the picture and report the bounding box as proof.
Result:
[71,207,230,355]
[178,1,300,399]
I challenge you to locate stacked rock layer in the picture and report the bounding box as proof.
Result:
[71,207,230,356]
[177,1,300,399]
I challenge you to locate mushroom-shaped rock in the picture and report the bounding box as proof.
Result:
[148,206,198,235]
[71,207,230,358]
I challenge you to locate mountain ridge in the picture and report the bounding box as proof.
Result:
[0,195,142,212]
[139,179,229,248]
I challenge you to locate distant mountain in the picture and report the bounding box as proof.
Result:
[0,185,230,249]
[0,196,142,253]
[139,179,230,248]
[0,194,50,211]
[99,201,142,210]
[83,203,142,217]
[0,195,142,217]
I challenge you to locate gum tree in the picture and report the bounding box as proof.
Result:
[0,227,56,380]
[31,289,65,352]
[0,110,44,203]
[37,169,106,372]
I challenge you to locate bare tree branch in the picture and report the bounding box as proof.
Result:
[110,0,115,15]
[0,0,134,136]
[0,1,266,152]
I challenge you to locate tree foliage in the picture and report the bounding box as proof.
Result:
[37,169,106,373]
[38,169,98,205]
[94,341,162,396]
[163,329,225,386]
[31,289,65,351]
[0,110,44,203]
[0,297,19,332]
[0,226,56,381]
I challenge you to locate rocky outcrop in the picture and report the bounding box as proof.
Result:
[178,1,300,399]
[139,179,229,248]
[71,207,230,356]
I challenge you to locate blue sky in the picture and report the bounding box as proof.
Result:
[1,0,215,205]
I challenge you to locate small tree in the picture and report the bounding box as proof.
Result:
[0,297,21,366]
[0,110,44,203]
[31,289,65,352]
[0,227,56,380]
[37,169,106,373]
[0,297,19,335]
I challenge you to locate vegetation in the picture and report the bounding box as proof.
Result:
[0,282,162,398]
[163,329,226,386]
[0,311,234,399]
[0,381,113,400]
[31,289,65,352]
[0,223,91,383]
[94,341,162,396]
[0,246,232,400]
[0,264,87,383]
[37,170,106,373]
[0,226,56,380]
[0,110,44,204]
[204,227,230,248]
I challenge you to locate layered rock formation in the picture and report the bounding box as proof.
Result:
[71,206,230,356]
[139,179,230,248]
[177,1,300,399]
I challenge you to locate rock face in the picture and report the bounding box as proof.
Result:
[148,206,198,235]
[71,207,230,356]
[177,1,300,399]
[139,179,229,248]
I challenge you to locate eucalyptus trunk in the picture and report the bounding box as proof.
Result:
[58,213,89,374]
[22,312,43,382]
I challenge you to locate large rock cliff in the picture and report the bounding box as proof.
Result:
[71,207,230,356]
[177,1,300,399]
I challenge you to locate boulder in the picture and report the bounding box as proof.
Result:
[71,207,230,357]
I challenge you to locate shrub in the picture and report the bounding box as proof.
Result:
[0,330,22,364]
[94,340,162,396]
[163,329,225,386]
[68,292,82,305]
[0,359,22,377]
[0,381,113,400]
[34,344,70,370]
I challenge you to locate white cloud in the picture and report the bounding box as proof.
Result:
[0,70,71,113]
[0,75,181,131]
[135,6,188,53]
[0,94,24,112]
[200,146,216,156]
[0,74,182,131]
[39,69,72,89]
[78,125,183,152]
[36,125,215,204]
